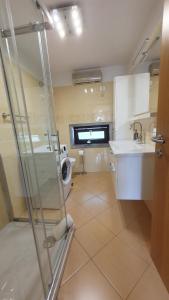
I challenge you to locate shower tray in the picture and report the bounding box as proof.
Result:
[0,221,73,300]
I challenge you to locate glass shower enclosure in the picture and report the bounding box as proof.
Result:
[0,0,74,299]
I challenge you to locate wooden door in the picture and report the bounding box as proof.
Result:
[151,0,169,292]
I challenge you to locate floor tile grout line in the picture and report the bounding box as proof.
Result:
[68,193,115,212]
[116,235,152,266]
[96,193,117,202]
[92,251,149,300]
[67,202,116,231]
[61,259,91,288]
[70,184,114,200]
[69,188,152,260]
[94,214,122,235]
[69,199,144,236]
[90,232,151,269]
[67,192,103,207]
[75,215,117,236]
[72,207,120,259]
[61,237,91,287]
[83,197,113,212]
[60,217,122,290]
[97,219,123,236]
[72,207,115,231]
[73,236,91,257]
[88,233,149,267]
[95,205,147,238]
[91,257,123,300]
[88,233,151,299]
[67,204,95,227]
[125,263,151,300]
[66,175,153,298]
[69,193,97,203]
[113,213,153,265]
[90,236,121,258]
[70,181,116,200]
[75,232,116,261]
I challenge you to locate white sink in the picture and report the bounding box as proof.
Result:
[109,140,155,155]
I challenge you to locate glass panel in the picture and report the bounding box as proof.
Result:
[78,131,105,140]
[0,0,68,298]
[71,123,110,146]
[0,42,45,300]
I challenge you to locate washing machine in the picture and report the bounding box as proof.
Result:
[60,145,72,200]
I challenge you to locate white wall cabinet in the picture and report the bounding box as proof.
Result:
[133,73,150,116]
[149,75,159,113]
[114,75,133,140]
[114,73,152,135]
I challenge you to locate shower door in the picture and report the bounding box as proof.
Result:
[0,0,68,298]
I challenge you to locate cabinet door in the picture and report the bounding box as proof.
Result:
[109,149,117,197]
[149,76,159,113]
[133,73,150,115]
[114,75,133,140]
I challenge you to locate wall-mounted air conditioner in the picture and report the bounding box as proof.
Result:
[72,68,102,85]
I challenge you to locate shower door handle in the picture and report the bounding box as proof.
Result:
[51,131,61,154]
[44,130,52,151]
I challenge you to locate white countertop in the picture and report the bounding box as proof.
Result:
[109,140,155,156]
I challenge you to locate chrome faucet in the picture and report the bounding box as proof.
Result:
[130,121,143,143]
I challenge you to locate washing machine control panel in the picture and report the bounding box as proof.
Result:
[60,144,68,160]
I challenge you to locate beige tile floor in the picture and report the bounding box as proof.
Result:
[57,172,169,300]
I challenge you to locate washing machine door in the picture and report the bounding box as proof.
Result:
[61,157,72,185]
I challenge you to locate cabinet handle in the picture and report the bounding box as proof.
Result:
[110,162,116,172]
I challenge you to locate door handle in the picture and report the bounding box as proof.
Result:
[44,130,52,151]
[152,134,165,144]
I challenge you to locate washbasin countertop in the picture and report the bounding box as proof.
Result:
[109,140,155,156]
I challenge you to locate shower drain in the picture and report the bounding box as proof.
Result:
[43,236,56,248]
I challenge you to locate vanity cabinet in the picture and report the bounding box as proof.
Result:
[109,141,155,213]
[109,148,118,195]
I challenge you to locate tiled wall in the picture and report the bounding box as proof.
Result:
[128,117,157,143]
[0,61,46,225]
[0,64,26,223]
[141,117,157,144]
[53,78,158,173]
[54,82,114,172]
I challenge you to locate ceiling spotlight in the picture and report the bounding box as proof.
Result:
[90,88,94,93]
[51,5,83,39]
[76,26,82,36]
[72,5,79,20]
[52,9,66,39]
[84,88,88,94]
[71,5,83,36]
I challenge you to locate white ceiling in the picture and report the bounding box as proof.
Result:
[45,0,162,75]
[3,0,163,84]
[146,38,162,61]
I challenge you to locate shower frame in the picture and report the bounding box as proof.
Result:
[0,0,74,299]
